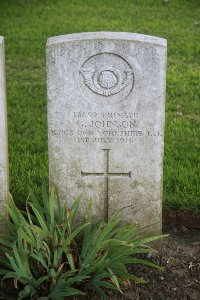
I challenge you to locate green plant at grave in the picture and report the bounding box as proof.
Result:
[0,182,167,299]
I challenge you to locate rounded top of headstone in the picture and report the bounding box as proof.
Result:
[0,36,4,44]
[47,32,167,47]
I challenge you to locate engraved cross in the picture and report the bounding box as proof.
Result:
[81,149,131,222]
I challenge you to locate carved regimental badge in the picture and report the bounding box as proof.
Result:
[79,53,134,105]
[81,67,133,97]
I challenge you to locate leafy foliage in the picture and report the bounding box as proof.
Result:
[0,182,166,299]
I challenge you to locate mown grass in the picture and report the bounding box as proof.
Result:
[0,0,199,211]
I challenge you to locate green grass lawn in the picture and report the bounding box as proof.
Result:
[0,0,199,211]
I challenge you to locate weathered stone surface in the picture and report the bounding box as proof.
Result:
[0,36,8,220]
[47,32,167,233]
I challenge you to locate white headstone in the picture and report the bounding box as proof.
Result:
[47,32,167,233]
[0,36,8,220]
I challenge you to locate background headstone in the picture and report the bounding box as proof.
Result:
[0,36,8,220]
[47,32,167,233]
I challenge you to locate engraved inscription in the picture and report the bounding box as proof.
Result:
[79,53,134,105]
[50,110,162,143]
[81,149,131,222]
[73,112,138,118]
[77,120,139,129]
